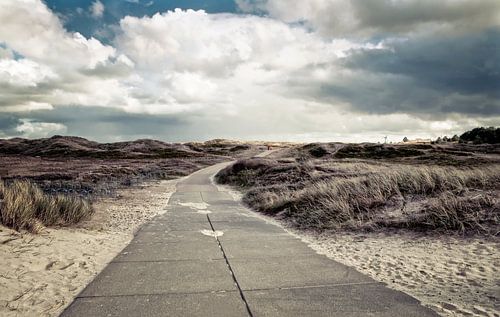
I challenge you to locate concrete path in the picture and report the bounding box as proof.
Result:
[62,162,438,317]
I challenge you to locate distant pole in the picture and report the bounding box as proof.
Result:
[384,136,388,144]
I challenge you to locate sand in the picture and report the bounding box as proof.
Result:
[302,232,500,317]
[0,178,180,317]
[215,182,500,317]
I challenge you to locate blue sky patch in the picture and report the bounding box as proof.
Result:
[43,0,240,40]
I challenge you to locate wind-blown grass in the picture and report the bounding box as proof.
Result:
[0,179,94,232]
[216,158,499,235]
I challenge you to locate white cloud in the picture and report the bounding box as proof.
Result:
[15,119,67,138]
[0,46,14,59]
[0,102,53,113]
[90,0,105,18]
[167,72,218,103]
[0,58,57,87]
[0,0,115,69]
[113,9,377,117]
[0,0,132,114]
[117,9,347,75]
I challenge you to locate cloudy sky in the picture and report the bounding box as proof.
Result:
[0,0,498,142]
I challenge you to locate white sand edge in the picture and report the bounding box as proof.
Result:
[0,177,182,317]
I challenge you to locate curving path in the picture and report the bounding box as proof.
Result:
[62,160,438,317]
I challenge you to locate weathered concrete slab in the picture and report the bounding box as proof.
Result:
[155,212,209,223]
[131,229,216,244]
[208,211,261,222]
[229,256,374,290]
[62,292,248,317]
[177,184,217,192]
[244,284,438,317]
[139,218,211,231]
[200,191,234,204]
[114,240,223,262]
[211,219,286,233]
[216,227,290,241]
[220,237,317,259]
[169,192,204,204]
[80,260,236,296]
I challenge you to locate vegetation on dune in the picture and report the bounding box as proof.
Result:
[271,140,500,166]
[216,155,500,235]
[459,127,500,144]
[0,136,248,197]
[0,136,272,233]
[0,179,94,232]
[335,144,425,159]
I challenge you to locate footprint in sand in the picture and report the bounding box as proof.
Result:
[45,261,74,271]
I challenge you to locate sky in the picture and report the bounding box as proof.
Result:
[0,0,499,143]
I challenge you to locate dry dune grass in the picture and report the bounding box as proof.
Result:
[216,158,499,234]
[0,179,93,232]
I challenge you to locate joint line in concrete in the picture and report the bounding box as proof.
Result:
[206,214,254,317]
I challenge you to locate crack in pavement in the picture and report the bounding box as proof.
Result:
[206,213,254,317]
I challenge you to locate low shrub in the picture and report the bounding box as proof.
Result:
[405,192,498,233]
[0,179,94,232]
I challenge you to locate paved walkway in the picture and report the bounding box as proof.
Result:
[62,162,438,317]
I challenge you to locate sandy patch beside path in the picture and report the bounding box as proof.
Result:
[0,178,180,317]
[302,232,499,317]
[216,183,500,317]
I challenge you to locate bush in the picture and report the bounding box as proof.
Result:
[215,158,277,187]
[406,192,497,233]
[0,179,94,232]
[460,127,500,144]
[308,145,329,158]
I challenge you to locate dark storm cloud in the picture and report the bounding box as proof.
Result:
[0,115,22,136]
[314,29,500,116]
[350,0,500,34]
[0,106,191,141]
[0,83,54,108]
[345,29,500,97]
[238,0,500,37]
